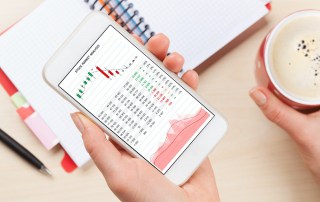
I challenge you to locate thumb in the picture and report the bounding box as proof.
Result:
[70,112,123,177]
[249,86,307,139]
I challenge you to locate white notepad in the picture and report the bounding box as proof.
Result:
[0,0,92,167]
[132,0,269,71]
[0,0,269,167]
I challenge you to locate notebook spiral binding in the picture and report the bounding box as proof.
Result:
[84,0,155,44]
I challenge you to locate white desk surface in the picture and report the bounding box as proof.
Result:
[0,1,319,201]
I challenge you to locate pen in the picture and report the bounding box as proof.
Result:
[0,128,52,176]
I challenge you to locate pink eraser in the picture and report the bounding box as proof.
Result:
[24,113,59,150]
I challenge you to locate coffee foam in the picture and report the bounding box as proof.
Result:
[269,13,320,103]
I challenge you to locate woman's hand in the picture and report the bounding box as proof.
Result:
[250,86,320,183]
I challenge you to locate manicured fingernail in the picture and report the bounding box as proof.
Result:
[71,113,85,133]
[250,89,267,106]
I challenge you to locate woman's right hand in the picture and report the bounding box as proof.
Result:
[250,86,320,182]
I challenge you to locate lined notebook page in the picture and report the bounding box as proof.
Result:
[0,0,91,167]
[131,0,268,71]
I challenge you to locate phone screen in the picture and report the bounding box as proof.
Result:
[59,25,214,173]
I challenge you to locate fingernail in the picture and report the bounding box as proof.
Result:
[250,88,267,106]
[71,113,85,133]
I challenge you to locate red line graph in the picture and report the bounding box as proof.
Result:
[151,108,210,171]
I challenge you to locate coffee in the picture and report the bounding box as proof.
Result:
[268,13,320,102]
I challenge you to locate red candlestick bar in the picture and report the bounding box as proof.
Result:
[96,66,110,79]
[108,70,114,76]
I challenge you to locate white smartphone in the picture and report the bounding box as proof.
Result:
[43,12,227,185]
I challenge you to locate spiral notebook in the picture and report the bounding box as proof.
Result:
[87,0,270,71]
[0,0,270,167]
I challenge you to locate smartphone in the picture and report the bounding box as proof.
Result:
[43,12,227,185]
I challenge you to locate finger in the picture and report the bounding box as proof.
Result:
[146,33,170,61]
[310,109,320,118]
[132,34,143,45]
[249,86,308,139]
[181,70,199,90]
[71,113,123,177]
[163,52,185,73]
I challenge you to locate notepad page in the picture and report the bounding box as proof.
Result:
[0,0,91,167]
[131,0,268,72]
